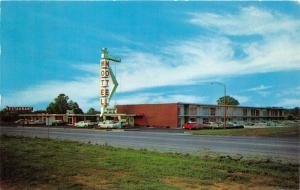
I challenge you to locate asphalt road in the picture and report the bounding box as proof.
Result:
[1,126,299,163]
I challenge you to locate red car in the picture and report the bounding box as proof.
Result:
[183,122,212,130]
[182,122,203,130]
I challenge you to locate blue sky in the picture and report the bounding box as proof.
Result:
[1,1,300,111]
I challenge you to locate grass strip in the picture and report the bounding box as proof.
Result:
[190,126,300,137]
[0,135,299,189]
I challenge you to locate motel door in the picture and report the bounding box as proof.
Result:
[68,117,73,124]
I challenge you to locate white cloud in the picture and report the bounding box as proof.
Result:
[72,64,99,74]
[189,7,300,36]
[114,33,299,93]
[4,77,99,111]
[243,85,272,97]
[231,95,250,104]
[245,85,272,92]
[114,93,207,105]
[275,86,300,98]
[4,6,300,109]
[279,98,300,107]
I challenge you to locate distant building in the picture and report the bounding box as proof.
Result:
[117,103,287,128]
[3,106,33,112]
[19,113,135,127]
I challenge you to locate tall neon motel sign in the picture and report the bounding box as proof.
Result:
[100,48,121,116]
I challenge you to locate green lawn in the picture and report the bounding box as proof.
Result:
[190,126,300,137]
[0,136,299,189]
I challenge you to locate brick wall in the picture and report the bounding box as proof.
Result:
[116,104,178,128]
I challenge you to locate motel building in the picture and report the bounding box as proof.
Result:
[116,103,287,128]
[16,103,287,128]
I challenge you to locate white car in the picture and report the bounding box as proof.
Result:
[232,122,244,128]
[75,120,93,128]
[51,120,65,126]
[15,119,25,124]
[98,120,121,128]
[209,122,220,128]
[32,120,46,125]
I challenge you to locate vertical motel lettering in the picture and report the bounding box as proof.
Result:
[100,60,110,106]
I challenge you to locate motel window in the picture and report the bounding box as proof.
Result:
[251,109,255,116]
[262,110,267,117]
[279,110,282,116]
[201,107,209,116]
[184,105,189,115]
[210,108,216,116]
[189,106,197,115]
[255,110,259,116]
[178,118,182,127]
[178,106,184,115]
[243,109,247,116]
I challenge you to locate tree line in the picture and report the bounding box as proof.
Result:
[46,94,99,114]
[45,94,239,114]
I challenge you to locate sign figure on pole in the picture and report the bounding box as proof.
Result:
[100,48,121,117]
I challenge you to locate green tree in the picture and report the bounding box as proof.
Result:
[46,102,55,113]
[0,110,19,122]
[33,110,47,114]
[46,94,84,114]
[217,96,240,106]
[68,100,83,114]
[287,107,300,120]
[290,107,300,116]
[46,94,69,114]
[86,107,99,115]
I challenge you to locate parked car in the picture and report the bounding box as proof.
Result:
[32,120,45,125]
[232,122,244,128]
[209,122,221,128]
[14,119,25,124]
[183,122,210,130]
[98,120,120,128]
[75,120,94,128]
[27,120,38,125]
[51,120,65,126]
